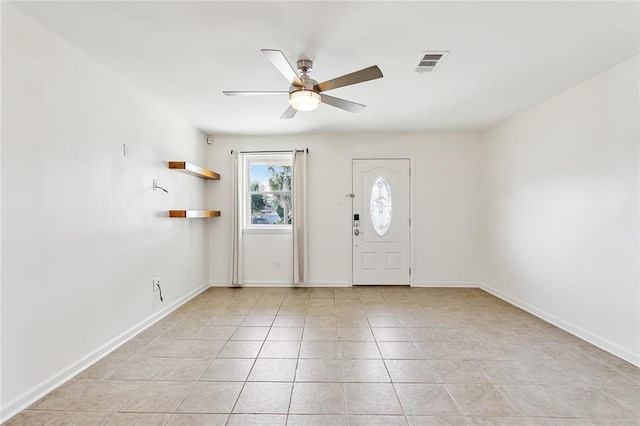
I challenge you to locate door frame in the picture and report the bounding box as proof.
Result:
[350,157,414,286]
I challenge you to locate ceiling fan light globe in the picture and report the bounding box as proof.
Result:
[289,90,321,111]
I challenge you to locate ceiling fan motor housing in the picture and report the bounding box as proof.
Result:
[290,78,318,94]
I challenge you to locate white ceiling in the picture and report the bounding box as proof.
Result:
[11,1,639,136]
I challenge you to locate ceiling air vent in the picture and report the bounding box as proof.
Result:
[415,51,449,73]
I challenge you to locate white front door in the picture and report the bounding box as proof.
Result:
[352,159,410,285]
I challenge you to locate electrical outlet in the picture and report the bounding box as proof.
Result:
[123,143,130,157]
[275,259,280,268]
[153,277,160,291]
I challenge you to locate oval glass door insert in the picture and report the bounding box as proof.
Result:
[370,176,392,236]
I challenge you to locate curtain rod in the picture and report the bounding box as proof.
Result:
[230,149,308,154]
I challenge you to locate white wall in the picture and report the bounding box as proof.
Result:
[208,133,481,287]
[480,56,639,365]
[242,232,293,285]
[1,5,211,419]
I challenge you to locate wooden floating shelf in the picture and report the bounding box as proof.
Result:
[169,210,221,219]
[167,162,220,219]
[168,161,220,180]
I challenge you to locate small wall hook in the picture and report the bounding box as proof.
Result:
[153,179,169,193]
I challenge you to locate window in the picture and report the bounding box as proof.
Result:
[370,176,392,236]
[245,154,292,227]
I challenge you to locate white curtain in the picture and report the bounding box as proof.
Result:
[230,151,241,285]
[292,150,308,284]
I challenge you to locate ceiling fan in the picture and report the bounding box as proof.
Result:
[223,49,383,119]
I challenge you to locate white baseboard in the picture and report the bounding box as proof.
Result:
[211,281,474,288]
[480,283,640,367]
[305,281,351,287]
[0,283,210,423]
[412,281,478,288]
[209,281,351,288]
[241,280,295,287]
[209,281,233,287]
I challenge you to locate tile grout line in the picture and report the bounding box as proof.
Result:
[226,288,275,421]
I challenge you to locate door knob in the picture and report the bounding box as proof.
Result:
[354,228,363,236]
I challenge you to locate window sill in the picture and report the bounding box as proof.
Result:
[243,227,293,235]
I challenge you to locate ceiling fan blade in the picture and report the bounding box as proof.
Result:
[280,106,297,119]
[315,65,383,93]
[261,49,303,88]
[321,94,366,113]
[223,90,288,96]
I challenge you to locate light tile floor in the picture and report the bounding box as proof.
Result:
[6,287,640,425]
